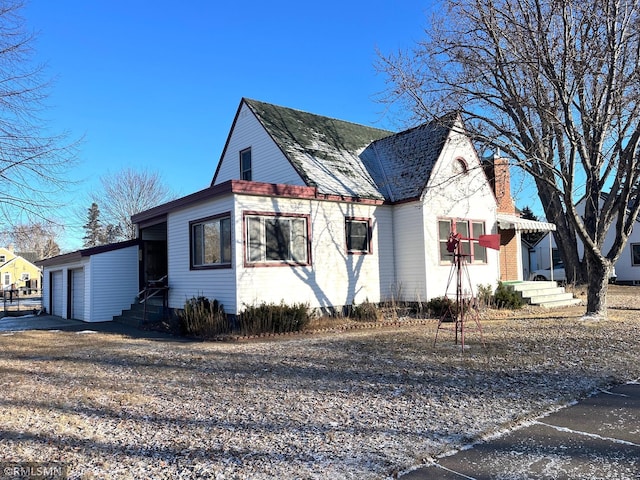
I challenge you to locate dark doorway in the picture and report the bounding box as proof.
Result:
[139,222,168,290]
[142,240,167,286]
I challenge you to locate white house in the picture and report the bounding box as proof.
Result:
[41,98,552,321]
[527,193,640,284]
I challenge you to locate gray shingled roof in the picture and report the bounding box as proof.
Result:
[361,116,455,202]
[245,99,393,200]
[244,99,457,202]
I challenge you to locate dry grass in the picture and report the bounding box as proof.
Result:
[0,286,639,479]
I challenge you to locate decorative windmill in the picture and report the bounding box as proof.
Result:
[434,231,501,350]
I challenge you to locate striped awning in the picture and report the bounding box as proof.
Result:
[496,213,556,233]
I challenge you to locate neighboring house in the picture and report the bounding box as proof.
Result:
[528,193,640,284]
[38,240,139,321]
[0,246,42,294]
[40,98,554,321]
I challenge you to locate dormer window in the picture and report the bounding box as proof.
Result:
[240,148,252,181]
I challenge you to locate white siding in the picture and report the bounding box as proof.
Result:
[166,194,237,313]
[89,246,139,322]
[234,194,391,313]
[616,235,640,283]
[421,129,499,300]
[373,206,396,300]
[44,259,90,320]
[393,201,428,301]
[214,103,306,186]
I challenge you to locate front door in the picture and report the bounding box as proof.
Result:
[142,240,167,287]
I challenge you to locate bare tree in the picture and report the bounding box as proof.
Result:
[0,0,78,224]
[377,0,640,316]
[0,221,62,259]
[92,168,175,241]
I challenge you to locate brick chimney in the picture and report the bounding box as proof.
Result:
[484,153,520,281]
[486,153,516,214]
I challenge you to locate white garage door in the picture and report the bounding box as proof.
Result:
[50,270,63,317]
[70,268,85,321]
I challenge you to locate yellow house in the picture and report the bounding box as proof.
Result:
[0,247,42,293]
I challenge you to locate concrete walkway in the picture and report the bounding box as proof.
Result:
[402,382,640,479]
[0,314,85,331]
[0,314,176,339]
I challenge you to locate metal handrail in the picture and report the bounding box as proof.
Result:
[139,276,168,324]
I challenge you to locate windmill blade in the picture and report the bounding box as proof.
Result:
[479,234,501,251]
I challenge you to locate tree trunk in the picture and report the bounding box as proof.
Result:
[535,181,587,283]
[585,251,610,317]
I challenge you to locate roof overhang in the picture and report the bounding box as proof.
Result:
[497,213,556,233]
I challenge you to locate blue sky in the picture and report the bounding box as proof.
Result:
[23,0,540,250]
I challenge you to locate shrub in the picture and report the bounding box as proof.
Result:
[239,301,310,336]
[349,299,382,322]
[179,296,229,337]
[492,282,524,309]
[476,283,494,310]
[425,296,458,319]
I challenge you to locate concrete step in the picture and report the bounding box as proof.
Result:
[526,291,574,304]
[508,281,561,294]
[113,302,166,327]
[537,298,582,308]
[502,281,580,308]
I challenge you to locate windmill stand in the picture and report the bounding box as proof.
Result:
[433,232,500,350]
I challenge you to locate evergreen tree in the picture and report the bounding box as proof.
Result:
[82,203,102,247]
[520,206,544,246]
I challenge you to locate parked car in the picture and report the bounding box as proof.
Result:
[530,263,617,283]
[530,263,566,282]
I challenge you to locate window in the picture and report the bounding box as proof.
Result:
[190,215,232,268]
[438,218,487,264]
[20,273,30,281]
[346,218,371,254]
[0,255,5,263]
[632,244,640,266]
[240,148,252,181]
[453,158,468,174]
[245,214,308,265]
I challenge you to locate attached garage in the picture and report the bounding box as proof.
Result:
[38,240,140,323]
[69,268,86,321]
[50,270,63,317]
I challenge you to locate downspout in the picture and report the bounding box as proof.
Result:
[549,233,554,281]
